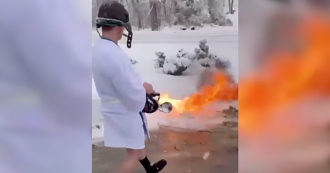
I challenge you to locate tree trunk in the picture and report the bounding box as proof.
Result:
[163,0,167,26]
[137,0,142,29]
[228,0,234,14]
[150,0,160,31]
[208,0,216,23]
[132,0,142,29]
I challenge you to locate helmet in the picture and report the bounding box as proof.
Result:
[96,1,133,48]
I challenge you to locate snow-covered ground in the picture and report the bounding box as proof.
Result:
[92,15,238,143]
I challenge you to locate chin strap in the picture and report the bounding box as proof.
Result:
[126,32,132,48]
[96,27,101,38]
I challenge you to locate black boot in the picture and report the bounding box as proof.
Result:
[148,159,167,173]
[140,157,167,173]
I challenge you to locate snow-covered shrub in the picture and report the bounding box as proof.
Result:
[198,56,215,67]
[162,49,192,76]
[154,51,166,68]
[163,60,188,76]
[194,39,213,67]
[176,49,187,58]
[199,39,209,53]
[194,39,230,69]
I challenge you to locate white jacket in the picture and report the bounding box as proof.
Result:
[93,38,148,149]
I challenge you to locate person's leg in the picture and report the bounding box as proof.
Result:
[117,148,146,173]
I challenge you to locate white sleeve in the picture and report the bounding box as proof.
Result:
[110,57,146,112]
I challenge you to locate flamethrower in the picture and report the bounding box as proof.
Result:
[142,93,173,114]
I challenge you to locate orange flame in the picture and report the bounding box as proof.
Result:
[159,72,238,114]
[239,17,330,135]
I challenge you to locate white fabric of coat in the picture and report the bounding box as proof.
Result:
[93,38,148,149]
[0,1,92,173]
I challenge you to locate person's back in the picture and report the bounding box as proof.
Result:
[93,38,145,115]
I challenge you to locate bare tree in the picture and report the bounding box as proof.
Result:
[131,0,143,29]
[149,0,161,31]
[162,0,167,26]
[228,0,234,14]
[208,0,216,23]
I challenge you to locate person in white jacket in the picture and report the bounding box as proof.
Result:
[92,2,167,173]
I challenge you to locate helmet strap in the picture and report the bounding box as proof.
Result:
[96,17,133,48]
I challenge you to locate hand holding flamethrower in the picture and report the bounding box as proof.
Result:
[142,82,173,114]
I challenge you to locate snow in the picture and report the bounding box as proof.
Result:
[203,152,210,160]
[92,24,238,142]
[178,57,192,67]
[163,59,178,74]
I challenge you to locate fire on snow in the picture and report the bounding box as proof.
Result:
[159,72,238,114]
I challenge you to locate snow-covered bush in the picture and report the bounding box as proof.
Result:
[154,40,231,76]
[163,59,187,76]
[163,49,192,75]
[154,51,166,68]
[194,39,213,67]
[197,55,214,67]
[194,39,230,69]
[156,49,192,76]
